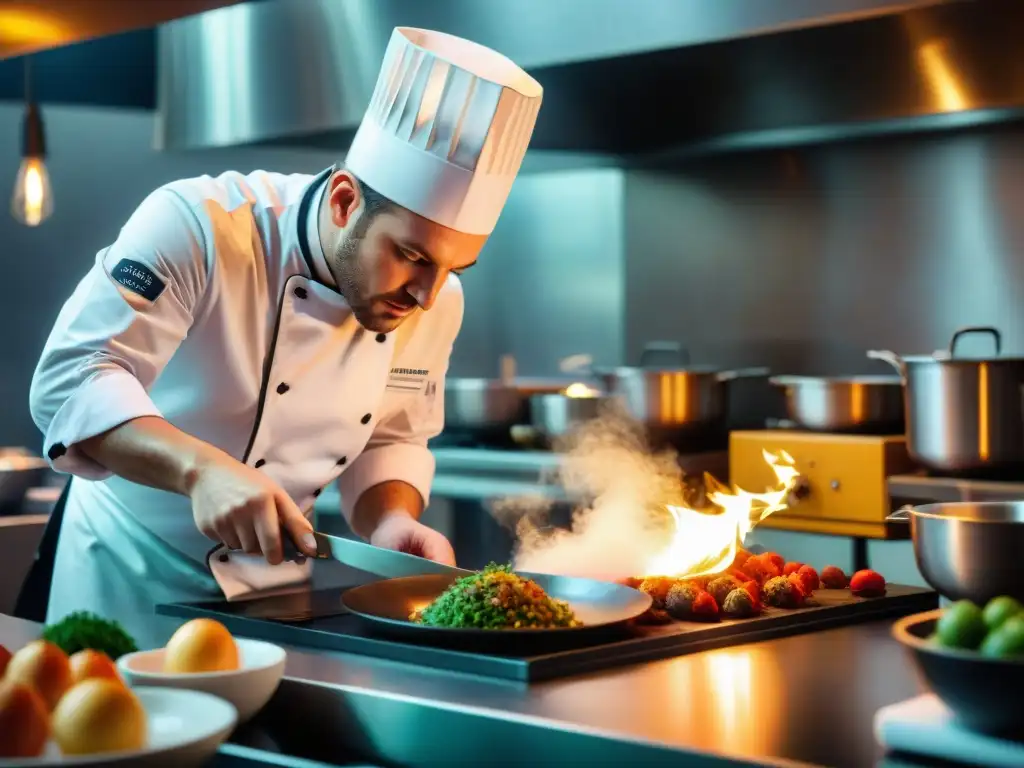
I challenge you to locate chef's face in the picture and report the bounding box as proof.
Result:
[322,171,486,333]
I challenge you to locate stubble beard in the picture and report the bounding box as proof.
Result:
[329,233,403,333]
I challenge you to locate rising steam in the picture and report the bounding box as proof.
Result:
[497,408,694,582]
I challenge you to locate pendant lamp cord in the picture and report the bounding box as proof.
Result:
[23,56,31,104]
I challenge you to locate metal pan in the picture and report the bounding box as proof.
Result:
[594,342,771,447]
[341,572,652,647]
[769,374,904,433]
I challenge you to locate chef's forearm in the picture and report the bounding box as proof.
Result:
[350,480,424,538]
[78,415,229,496]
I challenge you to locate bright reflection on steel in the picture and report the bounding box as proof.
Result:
[699,646,783,753]
[917,38,968,112]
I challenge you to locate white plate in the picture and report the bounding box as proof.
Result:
[0,686,237,767]
[117,638,285,723]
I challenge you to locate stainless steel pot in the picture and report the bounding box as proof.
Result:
[769,374,904,433]
[869,326,1024,474]
[528,390,614,442]
[888,502,1024,604]
[598,342,770,430]
[444,377,567,437]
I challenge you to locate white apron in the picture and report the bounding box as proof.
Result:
[31,168,463,646]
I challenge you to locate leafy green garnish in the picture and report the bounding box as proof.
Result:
[410,562,581,630]
[41,611,138,659]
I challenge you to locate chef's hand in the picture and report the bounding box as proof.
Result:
[188,455,319,565]
[369,511,456,566]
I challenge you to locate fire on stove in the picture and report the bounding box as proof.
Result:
[498,413,891,624]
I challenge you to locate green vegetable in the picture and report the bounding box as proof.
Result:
[935,600,987,650]
[410,563,581,630]
[983,596,1024,631]
[41,611,138,660]
[980,616,1024,659]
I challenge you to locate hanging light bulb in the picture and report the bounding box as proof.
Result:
[11,57,53,227]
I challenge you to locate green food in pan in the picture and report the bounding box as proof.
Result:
[410,563,582,630]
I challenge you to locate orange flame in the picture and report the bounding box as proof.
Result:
[641,449,797,579]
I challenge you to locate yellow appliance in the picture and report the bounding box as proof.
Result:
[729,430,916,539]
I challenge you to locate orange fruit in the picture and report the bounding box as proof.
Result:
[69,649,122,686]
[0,644,10,677]
[52,678,146,755]
[5,640,72,710]
[0,679,50,757]
[164,618,239,673]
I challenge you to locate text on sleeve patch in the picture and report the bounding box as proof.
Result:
[111,259,166,302]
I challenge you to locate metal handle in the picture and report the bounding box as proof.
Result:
[867,349,906,381]
[950,326,1002,358]
[558,354,593,374]
[717,366,771,382]
[639,341,690,367]
[886,506,912,523]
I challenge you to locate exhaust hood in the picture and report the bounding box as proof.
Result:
[0,0,249,60]
[157,0,1024,157]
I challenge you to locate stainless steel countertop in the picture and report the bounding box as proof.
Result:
[0,611,925,767]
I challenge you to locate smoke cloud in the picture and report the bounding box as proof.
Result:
[498,409,693,582]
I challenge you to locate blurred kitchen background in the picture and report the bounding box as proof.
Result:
[2,0,1024,607]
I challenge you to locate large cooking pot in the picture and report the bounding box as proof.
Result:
[869,326,1024,474]
[597,342,770,432]
[527,386,620,445]
[888,501,1024,604]
[769,375,904,433]
[444,377,568,439]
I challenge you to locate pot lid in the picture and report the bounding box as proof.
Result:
[899,352,1024,364]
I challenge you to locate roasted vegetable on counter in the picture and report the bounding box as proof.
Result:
[638,576,676,610]
[849,569,886,597]
[820,565,848,589]
[707,575,742,607]
[763,576,803,609]
[722,588,759,618]
[625,549,886,627]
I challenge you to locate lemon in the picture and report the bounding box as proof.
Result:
[0,680,49,757]
[52,678,146,755]
[4,640,72,710]
[164,618,239,673]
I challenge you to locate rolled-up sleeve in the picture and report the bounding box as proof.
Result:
[338,281,464,521]
[29,187,209,478]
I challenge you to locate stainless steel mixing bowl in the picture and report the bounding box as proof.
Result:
[890,501,1024,604]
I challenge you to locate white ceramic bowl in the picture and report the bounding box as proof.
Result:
[0,686,237,767]
[116,637,286,723]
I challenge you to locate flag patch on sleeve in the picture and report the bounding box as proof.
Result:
[111,259,166,301]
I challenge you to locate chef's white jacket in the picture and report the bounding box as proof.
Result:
[29,168,462,644]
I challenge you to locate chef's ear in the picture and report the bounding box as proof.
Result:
[326,170,362,229]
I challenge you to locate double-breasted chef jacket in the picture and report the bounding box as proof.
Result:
[29,167,463,647]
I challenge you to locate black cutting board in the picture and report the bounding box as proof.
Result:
[158,584,938,683]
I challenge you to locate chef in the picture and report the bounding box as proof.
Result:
[19,27,542,647]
